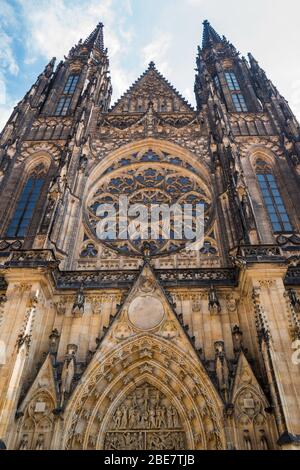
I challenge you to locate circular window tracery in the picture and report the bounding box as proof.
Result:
[85,151,214,257]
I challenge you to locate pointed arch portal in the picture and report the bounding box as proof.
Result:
[61,265,226,450]
[62,335,225,450]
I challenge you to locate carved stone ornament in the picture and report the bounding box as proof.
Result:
[104,383,186,450]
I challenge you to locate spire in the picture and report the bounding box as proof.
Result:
[84,22,105,52]
[248,53,261,72]
[202,20,222,48]
[43,57,56,79]
[248,52,276,100]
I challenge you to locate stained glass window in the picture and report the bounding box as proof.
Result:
[63,75,79,94]
[232,93,248,112]
[6,177,44,238]
[54,74,79,116]
[225,72,240,91]
[54,97,71,116]
[225,71,248,112]
[257,172,293,233]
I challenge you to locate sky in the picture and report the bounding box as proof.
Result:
[0,0,300,131]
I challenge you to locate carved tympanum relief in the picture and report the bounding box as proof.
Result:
[104,383,186,450]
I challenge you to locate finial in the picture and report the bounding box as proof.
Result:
[148,61,156,69]
[83,22,105,52]
[202,20,222,49]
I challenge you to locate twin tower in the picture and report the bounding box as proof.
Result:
[0,20,299,451]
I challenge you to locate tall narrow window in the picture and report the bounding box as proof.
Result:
[54,74,79,116]
[232,94,248,112]
[225,71,248,112]
[256,161,293,233]
[6,176,45,238]
[225,72,240,91]
[64,75,79,94]
[55,97,71,117]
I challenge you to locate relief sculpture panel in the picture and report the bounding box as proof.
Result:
[104,383,186,450]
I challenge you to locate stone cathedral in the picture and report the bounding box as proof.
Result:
[0,19,299,451]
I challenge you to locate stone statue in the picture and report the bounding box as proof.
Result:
[35,434,44,450]
[289,289,300,312]
[259,430,269,450]
[60,345,77,407]
[19,434,29,450]
[78,154,88,172]
[208,285,221,314]
[243,430,252,450]
[72,287,85,317]
[241,193,255,229]
[40,197,56,233]
[104,384,186,450]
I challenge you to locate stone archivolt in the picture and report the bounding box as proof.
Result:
[61,267,225,450]
[62,336,224,450]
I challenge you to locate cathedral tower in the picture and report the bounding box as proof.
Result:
[0,20,299,451]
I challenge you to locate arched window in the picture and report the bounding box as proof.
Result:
[256,160,293,233]
[54,74,79,116]
[225,71,248,112]
[6,175,45,238]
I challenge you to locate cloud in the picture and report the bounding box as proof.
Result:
[142,32,173,76]
[185,0,204,5]
[0,1,19,76]
[0,1,20,130]
[1,0,300,128]
[14,0,134,101]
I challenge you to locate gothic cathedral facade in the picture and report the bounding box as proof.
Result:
[0,20,299,451]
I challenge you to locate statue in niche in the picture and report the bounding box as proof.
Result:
[72,287,85,317]
[35,434,44,450]
[259,430,269,450]
[19,434,29,450]
[40,197,56,233]
[241,193,256,230]
[289,289,300,313]
[243,430,252,450]
[78,154,88,173]
[208,285,221,314]
[60,345,77,407]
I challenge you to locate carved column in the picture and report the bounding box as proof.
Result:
[240,264,300,449]
[0,278,39,441]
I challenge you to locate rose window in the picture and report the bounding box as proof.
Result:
[85,152,213,257]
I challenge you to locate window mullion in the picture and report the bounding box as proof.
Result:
[269,179,282,230]
[16,179,36,237]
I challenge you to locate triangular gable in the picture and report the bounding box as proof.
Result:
[231,351,269,406]
[94,263,204,362]
[18,354,58,412]
[63,263,226,450]
[111,62,194,114]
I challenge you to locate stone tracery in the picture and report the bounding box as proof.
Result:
[104,383,186,450]
[85,150,213,256]
[16,391,55,451]
[62,334,225,451]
